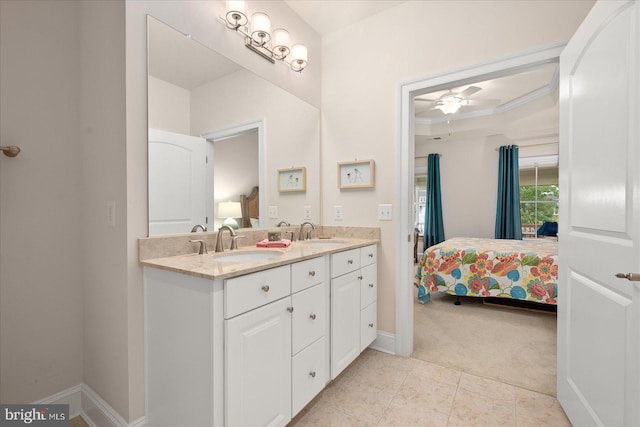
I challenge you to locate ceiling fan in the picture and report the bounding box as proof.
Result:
[415,85,483,115]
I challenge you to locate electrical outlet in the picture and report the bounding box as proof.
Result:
[378,204,392,221]
[268,205,278,219]
[107,201,116,227]
[334,205,344,221]
[303,205,312,220]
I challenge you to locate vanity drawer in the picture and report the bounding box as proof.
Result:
[292,283,326,355]
[292,336,326,417]
[360,263,377,309]
[360,302,377,352]
[224,265,291,319]
[331,248,360,278]
[360,245,377,267]
[291,257,325,293]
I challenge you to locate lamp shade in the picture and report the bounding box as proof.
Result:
[251,12,271,45]
[225,0,248,28]
[218,201,242,219]
[272,28,290,59]
[290,44,308,72]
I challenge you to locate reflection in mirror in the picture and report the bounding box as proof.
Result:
[147,16,320,236]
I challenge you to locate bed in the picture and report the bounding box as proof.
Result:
[415,237,558,306]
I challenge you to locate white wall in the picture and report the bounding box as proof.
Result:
[190,69,321,226]
[0,0,84,403]
[148,76,190,134]
[321,0,594,335]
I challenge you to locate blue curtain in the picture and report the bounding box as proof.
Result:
[495,145,522,239]
[424,154,445,251]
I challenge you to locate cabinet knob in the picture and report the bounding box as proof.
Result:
[368,253,374,258]
[347,259,353,264]
[309,314,316,320]
[261,285,270,292]
[287,306,294,313]
[369,283,374,288]
[308,270,316,277]
[358,275,363,280]
[309,371,316,378]
[369,323,374,328]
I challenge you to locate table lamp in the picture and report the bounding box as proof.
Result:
[218,201,242,229]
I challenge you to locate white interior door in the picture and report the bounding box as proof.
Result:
[558,1,640,426]
[148,128,206,235]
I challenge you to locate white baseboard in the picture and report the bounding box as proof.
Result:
[369,330,396,355]
[33,384,146,427]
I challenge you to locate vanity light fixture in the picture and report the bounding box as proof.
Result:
[221,0,308,73]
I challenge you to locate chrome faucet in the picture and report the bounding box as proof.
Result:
[190,224,207,232]
[215,225,237,252]
[298,221,317,241]
[276,221,290,227]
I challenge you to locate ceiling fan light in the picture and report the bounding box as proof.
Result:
[435,96,467,114]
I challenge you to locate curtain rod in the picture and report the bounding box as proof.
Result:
[414,154,443,159]
[495,142,558,151]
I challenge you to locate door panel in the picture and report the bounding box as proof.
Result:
[148,128,206,235]
[558,1,640,426]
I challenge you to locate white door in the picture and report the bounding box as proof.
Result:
[225,297,292,427]
[148,128,206,235]
[558,1,640,426]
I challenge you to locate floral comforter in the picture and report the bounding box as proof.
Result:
[415,237,558,305]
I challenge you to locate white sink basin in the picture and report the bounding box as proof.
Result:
[212,250,284,262]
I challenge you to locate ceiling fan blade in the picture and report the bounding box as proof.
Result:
[459,86,482,98]
[467,98,501,107]
[414,97,438,102]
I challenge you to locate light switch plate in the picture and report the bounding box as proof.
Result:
[334,205,343,221]
[378,204,392,221]
[268,205,278,219]
[304,205,312,220]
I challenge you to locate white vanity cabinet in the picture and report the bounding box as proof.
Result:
[225,258,328,427]
[144,241,376,427]
[330,244,378,379]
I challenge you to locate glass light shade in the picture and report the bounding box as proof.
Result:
[225,0,248,28]
[290,44,308,72]
[218,201,242,219]
[435,96,467,114]
[272,28,290,60]
[251,12,271,45]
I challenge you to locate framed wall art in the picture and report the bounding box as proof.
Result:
[278,167,307,192]
[338,159,375,189]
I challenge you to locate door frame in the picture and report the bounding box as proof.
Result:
[201,119,266,228]
[395,42,567,357]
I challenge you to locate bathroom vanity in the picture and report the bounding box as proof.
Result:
[141,235,378,427]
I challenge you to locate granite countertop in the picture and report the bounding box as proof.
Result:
[140,237,378,280]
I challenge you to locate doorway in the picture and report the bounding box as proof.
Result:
[395,43,566,358]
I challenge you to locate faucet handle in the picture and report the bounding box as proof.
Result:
[189,239,208,255]
[285,231,296,242]
[231,235,246,250]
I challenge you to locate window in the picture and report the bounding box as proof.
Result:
[519,157,558,238]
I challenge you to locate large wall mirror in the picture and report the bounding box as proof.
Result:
[147,16,320,236]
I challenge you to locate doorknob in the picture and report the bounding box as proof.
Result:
[615,272,640,281]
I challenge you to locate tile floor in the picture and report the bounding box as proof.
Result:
[289,349,571,427]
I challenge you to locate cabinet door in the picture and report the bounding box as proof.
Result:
[292,283,326,355]
[360,263,377,309]
[360,302,377,352]
[331,248,360,278]
[292,336,326,417]
[226,297,292,427]
[331,271,361,379]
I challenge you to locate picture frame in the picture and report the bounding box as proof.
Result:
[338,159,375,189]
[278,167,307,192]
